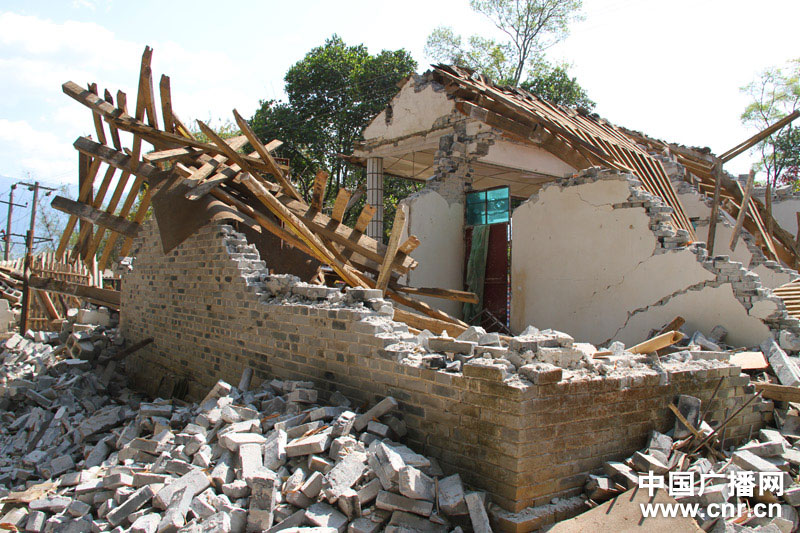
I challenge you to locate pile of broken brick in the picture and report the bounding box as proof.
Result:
[588,390,800,532]
[0,313,492,533]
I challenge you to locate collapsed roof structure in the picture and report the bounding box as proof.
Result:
[10,45,800,531]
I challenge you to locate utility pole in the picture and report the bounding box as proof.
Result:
[0,186,27,261]
[19,181,40,332]
[5,185,15,261]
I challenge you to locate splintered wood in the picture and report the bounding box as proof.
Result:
[54,46,477,336]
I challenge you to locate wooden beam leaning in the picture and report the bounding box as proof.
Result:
[103,89,122,150]
[56,153,102,258]
[706,160,723,255]
[398,235,421,255]
[72,137,162,181]
[331,189,351,222]
[195,120,365,287]
[85,90,140,264]
[355,205,377,234]
[311,171,328,211]
[720,110,800,163]
[729,170,756,251]
[376,204,407,292]
[240,174,365,288]
[51,196,140,239]
[210,188,315,258]
[87,83,107,146]
[28,275,120,308]
[34,290,60,321]
[159,74,174,133]
[118,185,154,258]
[231,109,303,201]
[393,286,479,304]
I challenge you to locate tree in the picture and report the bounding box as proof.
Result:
[741,58,800,189]
[250,35,421,238]
[425,0,589,107]
[520,60,594,109]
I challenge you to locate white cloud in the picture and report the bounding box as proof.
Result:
[0,10,272,185]
[0,119,76,182]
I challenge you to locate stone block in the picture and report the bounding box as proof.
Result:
[354,398,398,432]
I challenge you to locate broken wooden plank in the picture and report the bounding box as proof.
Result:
[729,169,756,251]
[376,204,407,292]
[51,196,140,239]
[34,290,60,321]
[159,74,174,134]
[720,110,800,163]
[753,381,800,403]
[56,153,101,258]
[111,337,154,361]
[629,330,685,355]
[393,286,479,304]
[28,276,120,308]
[706,160,723,255]
[231,108,302,201]
[311,170,328,211]
[331,188,351,222]
[72,136,163,181]
[354,204,376,234]
[730,351,768,371]
[144,135,247,166]
[398,235,421,255]
[239,174,365,288]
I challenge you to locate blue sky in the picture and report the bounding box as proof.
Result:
[1,0,798,193]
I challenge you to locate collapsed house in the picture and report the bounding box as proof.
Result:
[8,47,800,530]
[351,65,800,347]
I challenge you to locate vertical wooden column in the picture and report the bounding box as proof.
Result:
[366,157,384,242]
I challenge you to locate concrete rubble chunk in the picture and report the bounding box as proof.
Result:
[323,451,368,500]
[437,474,468,516]
[385,511,447,533]
[465,492,492,533]
[354,398,398,432]
[287,433,332,457]
[305,502,349,533]
[376,490,433,517]
[673,395,701,439]
[763,338,800,386]
[154,469,211,510]
[106,485,155,526]
[399,466,435,501]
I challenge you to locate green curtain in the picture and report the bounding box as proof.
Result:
[463,224,490,322]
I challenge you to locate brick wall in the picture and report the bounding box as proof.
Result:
[121,219,768,513]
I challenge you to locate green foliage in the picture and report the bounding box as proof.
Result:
[426,0,585,96]
[740,58,800,188]
[520,61,594,109]
[250,35,421,237]
[187,119,241,144]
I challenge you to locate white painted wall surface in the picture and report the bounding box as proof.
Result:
[402,190,465,318]
[771,198,800,240]
[677,191,795,289]
[511,179,772,347]
[363,81,455,142]
[479,139,575,178]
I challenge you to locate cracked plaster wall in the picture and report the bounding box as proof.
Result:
[510,173,772,347]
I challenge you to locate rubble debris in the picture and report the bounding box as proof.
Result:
[0,316,493,533]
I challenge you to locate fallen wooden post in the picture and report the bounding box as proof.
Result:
[111,337,154,361]
[729,169,756,251]
[628,330,685,355]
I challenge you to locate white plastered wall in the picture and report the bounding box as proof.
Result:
[510,179,772,347]
[677,190,795,289]
[400,190,465,318]
[479,139,575,177]
[771,197,800,241]
[363,80,455,143]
